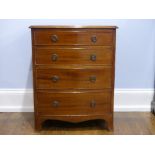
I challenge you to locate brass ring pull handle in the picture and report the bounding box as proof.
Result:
[52,100,59,107]
[51,75,59,82]
[89,76,96,82]
[90,54,96,61]
[51,35,58,42]
[91,36,97,43]
[90,100,96,108]
[51,54,58,61]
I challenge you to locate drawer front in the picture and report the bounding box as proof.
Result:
[36,67,112,89]
[33,29,113,45]
[35,46,113,65]
[37,91,111,115]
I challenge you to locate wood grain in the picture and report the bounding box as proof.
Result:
[0,112,155,135]
[30,26,117,130]
[33,29,113,46]
[36,90,111,115]
[35,46,113,65]
[36,67,112,90]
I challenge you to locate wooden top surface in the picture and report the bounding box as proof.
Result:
[29,25,118,29]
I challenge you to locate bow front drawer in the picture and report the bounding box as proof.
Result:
[33,29,114,45]
[36,67,112,90]
[37,91,111,115]
[35,46,113,65]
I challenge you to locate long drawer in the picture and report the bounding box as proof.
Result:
[35,46,113,65]
[36,90,111,115]
[33,29,113,45]
[36,67,112,89]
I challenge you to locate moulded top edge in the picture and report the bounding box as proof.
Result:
[29,25,118,29]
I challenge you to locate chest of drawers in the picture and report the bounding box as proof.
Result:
[30,25,117,130]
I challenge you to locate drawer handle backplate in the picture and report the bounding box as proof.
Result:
[91,36,97,43]
[51,35,58,42]
[90,100,96,108]
[51,54,58,61]
[90,54,96,61]
[52,100,59,107]
[51,75,59,82]
[89,76,96,82]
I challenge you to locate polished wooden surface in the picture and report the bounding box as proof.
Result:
[36,67,112,89]
[35,46,113,65]
[0,112,155,135]
[30,25,118,29]
[31,26,117,130]
[37,90,111,115]
[33,29,113,46]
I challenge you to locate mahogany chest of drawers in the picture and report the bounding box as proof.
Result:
[30,25,117,130]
